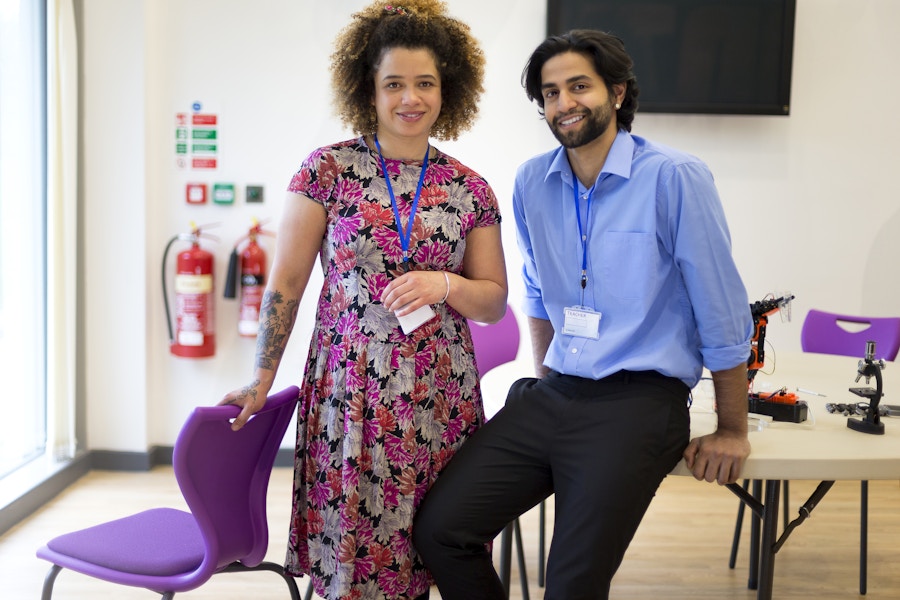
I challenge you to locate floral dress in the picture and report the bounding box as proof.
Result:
[284,137,501,600]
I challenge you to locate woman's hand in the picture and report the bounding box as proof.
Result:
[382,270,449,315]
[218,379,271,431]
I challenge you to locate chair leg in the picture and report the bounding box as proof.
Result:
[284,572,302,600]
[499,522,513,598]
[861,480,868,596]
[537,499,546,587]
[263,562,302,600]
[304,579,315,600]
[264,561,302,600]
[513,518,530,600]
[497,519,531,600]
[728,479,750,569]
[41,564,62,600]
[222,560,301,600]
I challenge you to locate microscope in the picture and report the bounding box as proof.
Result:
[847,340,886,435]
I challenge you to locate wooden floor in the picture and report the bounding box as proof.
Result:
[2,467,898,599]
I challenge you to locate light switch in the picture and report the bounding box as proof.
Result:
[246,185,264,203]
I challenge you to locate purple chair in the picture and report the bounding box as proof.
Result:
[468,307,535,599]
[801,309,900,360]
[468,306,521,378]
[36,386,301,600]
[800,309,900,595]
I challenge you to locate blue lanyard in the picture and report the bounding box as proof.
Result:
[374,134,430,271]
[573,178,593,295]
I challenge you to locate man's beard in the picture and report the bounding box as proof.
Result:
[548,100,615,148]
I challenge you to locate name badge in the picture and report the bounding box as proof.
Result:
[396,304,436,334]
[562,306,601,339]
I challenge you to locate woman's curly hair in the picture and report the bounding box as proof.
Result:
[331,0,485,141]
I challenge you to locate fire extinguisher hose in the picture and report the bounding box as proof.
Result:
[161,234,181,345]
[223,247,240,299]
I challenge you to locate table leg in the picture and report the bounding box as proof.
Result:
[748,480,762,589]
[756,480,781,600]
[860,480,868,595]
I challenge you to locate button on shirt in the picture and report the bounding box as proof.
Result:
[513,129,752,388]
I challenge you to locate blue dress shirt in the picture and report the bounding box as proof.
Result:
[513,129,752,388]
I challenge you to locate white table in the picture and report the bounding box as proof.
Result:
[675,351,900,600]
[480,351,900,600]
[671,351,900,481]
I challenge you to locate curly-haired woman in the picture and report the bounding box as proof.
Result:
[220,1,507,598]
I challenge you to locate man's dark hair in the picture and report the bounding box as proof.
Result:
[522,29,640,132]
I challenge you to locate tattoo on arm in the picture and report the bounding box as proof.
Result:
[228,378,261,406]
[255,290,300,370]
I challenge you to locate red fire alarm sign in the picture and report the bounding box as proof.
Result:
[186,183,208,205]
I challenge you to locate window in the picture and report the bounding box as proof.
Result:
[0,0,47,479]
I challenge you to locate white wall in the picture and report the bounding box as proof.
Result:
[82,0,149,452]
[81,0,900,452]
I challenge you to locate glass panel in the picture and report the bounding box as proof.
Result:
[0,0,47,478]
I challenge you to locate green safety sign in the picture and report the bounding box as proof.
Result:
[192,129,217,140]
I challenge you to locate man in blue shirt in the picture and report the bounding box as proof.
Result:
[414,29,753,599]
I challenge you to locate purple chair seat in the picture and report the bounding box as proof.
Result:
[46,508,203,576]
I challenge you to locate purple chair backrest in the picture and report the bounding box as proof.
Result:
[800,309,900,361]
[468,306,521,377]
[172,386,299,572]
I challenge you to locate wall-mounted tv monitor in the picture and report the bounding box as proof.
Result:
[546,0,796,115]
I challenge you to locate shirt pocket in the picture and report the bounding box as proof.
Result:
[601,231,657,300]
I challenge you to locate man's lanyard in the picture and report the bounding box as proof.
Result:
[373,134,430,272]
[573,178,594,305]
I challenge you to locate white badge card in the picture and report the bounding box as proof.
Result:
[562,306,601,339]
[396,304,437,334]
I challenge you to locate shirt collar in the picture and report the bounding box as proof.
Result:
[545,128,635,188]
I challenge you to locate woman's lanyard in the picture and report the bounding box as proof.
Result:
[573,178,594,306]
[373,134,430,272]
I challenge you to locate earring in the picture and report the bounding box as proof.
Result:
[615,103,621,110]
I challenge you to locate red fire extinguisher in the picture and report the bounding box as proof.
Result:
[225,218,274,337]
[162,222,217,358]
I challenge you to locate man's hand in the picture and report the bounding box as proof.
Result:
[685,362,751,484]
[682,430,750,485]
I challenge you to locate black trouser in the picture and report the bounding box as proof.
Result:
[413,370,691,600]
